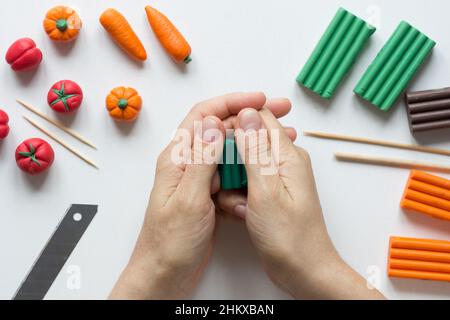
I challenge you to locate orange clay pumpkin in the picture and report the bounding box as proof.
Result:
[106,87,142,122]
[43,6,82,42]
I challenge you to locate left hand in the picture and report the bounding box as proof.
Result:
[109,92,296,299]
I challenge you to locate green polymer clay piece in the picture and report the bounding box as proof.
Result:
[296,7,376,99]
[56,19,68,32]
[18,143,41,167]
[118,99,129,110]
[219,139,247,190]
[354,21,436,111]
[184,56,192,64]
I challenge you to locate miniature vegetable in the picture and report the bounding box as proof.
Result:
[145,5,192,64]
[99,8,147,61]
[47,80,83,113]
[5,38,43,72]
[0,109,10,140]
[106,87,142,122]
[43,6,82,42]
[15,138,55,175]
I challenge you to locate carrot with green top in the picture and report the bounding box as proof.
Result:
[100,8,147,61]
[145,5,192,64]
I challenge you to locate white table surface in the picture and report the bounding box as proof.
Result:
[1,0,450,300]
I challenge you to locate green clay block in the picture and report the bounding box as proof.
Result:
[296,7,376,99]
[354,21,436,111]
[219,139,247,190]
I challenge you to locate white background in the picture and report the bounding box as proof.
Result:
[0,0,449,300]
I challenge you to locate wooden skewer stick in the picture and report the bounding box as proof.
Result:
[304,130,450,157]
[23,116,99,170]
[17,99,97,150]
[335,152,450,174]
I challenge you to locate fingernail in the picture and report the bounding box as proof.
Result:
[239,109,262,132]
[202,117,220,143]
[233,204,247,219]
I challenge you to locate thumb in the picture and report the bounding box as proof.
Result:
[179,116,225,196]
[234,109,278,188]
[215,190,248,220]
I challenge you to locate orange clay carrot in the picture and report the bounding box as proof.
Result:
[100,8,147,61]
[145,5,191,64]
[388,236,450,282]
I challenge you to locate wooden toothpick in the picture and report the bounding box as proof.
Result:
[23,116,99,170]
[335,152,450,174]
[304,130,450,157]
[17,99,97,150]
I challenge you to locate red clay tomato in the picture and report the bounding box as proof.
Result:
[0,109,9,140]
[5,38,43,72]
[47,80,83,113]
[15,138,55,175]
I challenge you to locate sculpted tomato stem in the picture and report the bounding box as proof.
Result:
[18,143,42,167]
[50,82,78,112]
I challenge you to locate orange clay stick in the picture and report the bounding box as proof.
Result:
[145,5,192,64]
[390,258,450,274]
[402,199,450,221]
[389,269,450,282]
[391,237,450,253]
[408,180,450,201]
[410,170,450,189]
[100,8,147,61]
[390,248,450,264]
[404,189,450,212]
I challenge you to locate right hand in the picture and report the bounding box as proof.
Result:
[215,106,385,300]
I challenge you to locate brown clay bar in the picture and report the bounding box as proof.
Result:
[405,87,450,133]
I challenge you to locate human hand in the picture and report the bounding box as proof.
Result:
[109,92,297,299]
[215,106,385,299]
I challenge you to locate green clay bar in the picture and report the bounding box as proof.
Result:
[296,7,376,99]
[354,21,436,111]
[219,139,247,190]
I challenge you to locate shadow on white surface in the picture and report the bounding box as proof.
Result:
[390,278,450,299]
[149,41,190,75]
[402,210,450,234]
[352,94,395,122]
[13,69,40,87]
[50,39,78,57]
[193,217,290,300]
[0,140,6,159]
[100,32,147,70]
[19,170,51,190]
[113,118,139,136]
[298,85,332,109]
[54,110,79,127]
[412,127,450,145]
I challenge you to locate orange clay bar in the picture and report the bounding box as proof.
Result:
[388,236,450,282]
[401,170,450,221]
[106,87,142,122]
